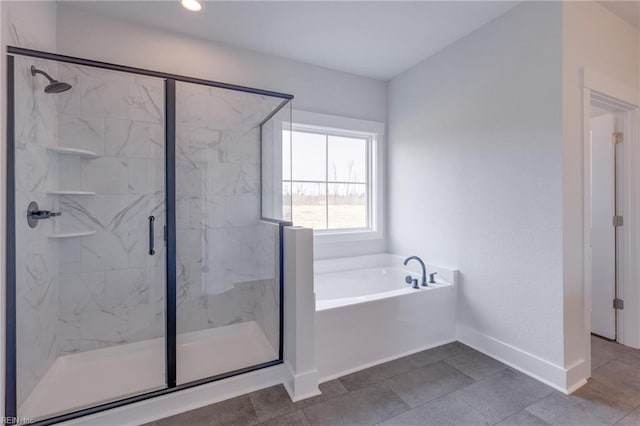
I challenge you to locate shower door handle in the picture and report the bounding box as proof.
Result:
[148,216,156,255]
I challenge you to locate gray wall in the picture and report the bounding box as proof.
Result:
[387,2,565,366]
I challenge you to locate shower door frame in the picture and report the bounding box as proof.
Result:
[5,46,293,426]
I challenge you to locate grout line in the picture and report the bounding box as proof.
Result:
[491,392,552,426]
[298,382,352,413]
[614,404,640,425]
[371,388,412,425]
[373,364,503,423]
[299,408,312,425]
[338,343,476,393]
[441,358,500,382]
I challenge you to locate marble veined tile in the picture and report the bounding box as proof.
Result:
[104,193,164,235]
[127,158,164,194]
[105,118,164,159]
[208,93,243,130]
[189,195,226,229]
[81,157,129,195]
[176,195,191,230]
[176,229,205,264]
[80,80,129,120]
[189,127,224,163]
[206,228,244,262]
[56,195,107,233]
[177,90,208,128]
[205,287,246,328]
[79,230,130,272]
[79,308,128,346]
[58,114,105,155]
[55,65,82,116]
[225,195,260,227]
[15,144,55,193]
[177,159,207,196]
[104,269,151,315]
[205,163,259,197]
[221,130,260,165]
[127,82,163,123]
[13,56,61,404]
[58,272,105,315]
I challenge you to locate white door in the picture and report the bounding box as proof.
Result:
[591,113,617,340]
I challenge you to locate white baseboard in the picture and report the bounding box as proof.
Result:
[282,363,321,402]
[456,325,586,394]
[318,338,457,384]
[64,365,286,426]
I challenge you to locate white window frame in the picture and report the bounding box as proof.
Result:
[285,110,385,244]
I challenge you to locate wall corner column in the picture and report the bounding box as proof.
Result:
[283,226,319,401]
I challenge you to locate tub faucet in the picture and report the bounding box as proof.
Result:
[403,256,427,286]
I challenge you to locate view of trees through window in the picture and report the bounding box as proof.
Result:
[283,129,369,230]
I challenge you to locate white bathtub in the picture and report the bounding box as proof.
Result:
[314,254,458,381]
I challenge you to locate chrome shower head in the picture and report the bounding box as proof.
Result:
[30,65,72,94]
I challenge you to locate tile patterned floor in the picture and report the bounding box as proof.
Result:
[148,337,640,426]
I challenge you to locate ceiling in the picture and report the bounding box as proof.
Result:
[62,1,518,80]
[598,1,640,29]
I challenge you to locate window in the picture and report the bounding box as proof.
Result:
[280,111,384,241]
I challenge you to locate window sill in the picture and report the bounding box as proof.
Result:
[313,229,383,244]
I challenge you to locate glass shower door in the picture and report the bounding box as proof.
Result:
[12,56,167,421]
[174,81,284,384]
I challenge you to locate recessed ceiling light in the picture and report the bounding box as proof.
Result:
[181,0,203,12]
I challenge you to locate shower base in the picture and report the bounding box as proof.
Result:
[19,321,277,421]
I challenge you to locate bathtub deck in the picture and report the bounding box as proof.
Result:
[19,321,277,421]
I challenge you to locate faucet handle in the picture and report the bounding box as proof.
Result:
[429,272,438,284]
[405,275,419,289]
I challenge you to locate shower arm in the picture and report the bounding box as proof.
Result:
[30,65,56,83]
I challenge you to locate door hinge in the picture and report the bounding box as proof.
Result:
[613,216,624,227]
[613,299,624,310]
[612,132,624,144]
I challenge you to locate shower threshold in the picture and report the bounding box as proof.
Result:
[19,321,277,421]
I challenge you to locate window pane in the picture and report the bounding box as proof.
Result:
[282,130,291,181]
[328,183,367,229]
[291,131,326,181]
[282,181,292,222]
[292,182,327,229]
[328,136,367,183]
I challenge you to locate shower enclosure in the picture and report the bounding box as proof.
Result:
[5,47,292,424]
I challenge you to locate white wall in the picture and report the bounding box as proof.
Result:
[56,4,387,124]
[561,1,639,369]
[388,1,567,387]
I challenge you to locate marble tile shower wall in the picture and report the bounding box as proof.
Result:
[14,57,60,406]
[176,83,281,351]
[53,63,167,355]
[52,69,282,354]
[13,58,284,407]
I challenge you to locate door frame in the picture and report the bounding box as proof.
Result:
[581,68,640,378]
[588,111,618,341]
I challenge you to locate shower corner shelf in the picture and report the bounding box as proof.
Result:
[46,146,99,159]
[47,190,96,196]
[48,230,97,239]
